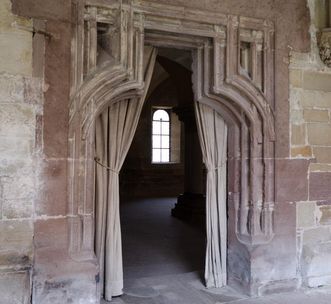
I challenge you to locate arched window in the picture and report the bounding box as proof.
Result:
[152,109,170,163]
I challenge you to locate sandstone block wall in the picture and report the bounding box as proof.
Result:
[290,0,331,288]
[0,0,43,302]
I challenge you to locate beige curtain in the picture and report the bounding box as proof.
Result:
[195,102,228,288]
[94,46,157,301]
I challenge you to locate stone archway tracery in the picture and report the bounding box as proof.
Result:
[68,0,275,292]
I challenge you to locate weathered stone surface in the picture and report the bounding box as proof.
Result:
[0,220,33,268]
[300,90,331,108]
[33,220,98,304]
[2,173,35,201]
[307,123,331,145]
[275,159,309,202]
[154,0,311,51]
[319,205,331,225]
[0,271,31,304]
[290,110,304,125]
[309,172,331,201]
[43,20,70,158]
[12,0,71,22]
[0,32,32,76]
[33,272,98,304]
[0,159,37,221]
[0,74,43,104]
[301,230,331,288]
[303,109,329,122]
[291,146,312,158]
[0,135,33,159]
[310,163,331,172]
[303,226,331,245]
[313,147,331,163]
[275,56,290,158]
[0,0,32,76]
[251,234,297,290]
[250,202,297,292]
[289,69,302,88]
[2,199,33,219]
[303,71,331,92]
[36,159,67,216]
[297,202,316,228]
[0,75,24,103]
[316,200,331,206]
[291,124,306,146]
[0,104,35,137]
[34,218,68,250]
[275,201,296,233]
[0,158,33,177]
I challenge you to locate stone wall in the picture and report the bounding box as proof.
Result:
[0,0,42,302]
[290,0,331,288]
[1,0,99,303]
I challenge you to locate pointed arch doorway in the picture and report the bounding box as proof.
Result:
[68,2,276,302]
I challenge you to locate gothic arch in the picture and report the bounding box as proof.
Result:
[68,1,276,289]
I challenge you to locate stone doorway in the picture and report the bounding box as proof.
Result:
[68,1,276,300]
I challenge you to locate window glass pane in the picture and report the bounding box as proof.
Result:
[161,135,170,149]
[161,149,170,162]
[161,121,169,135]
[152,149,161,162]
[153,109,169,121]
[152,135,161,148]
[152,121,161,135]
[152,109,171,163]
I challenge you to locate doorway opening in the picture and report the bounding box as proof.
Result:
[119,48,207,288]
[94,47,230,302]
[69,5,276,302]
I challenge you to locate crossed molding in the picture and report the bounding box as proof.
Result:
[68,0,276,260]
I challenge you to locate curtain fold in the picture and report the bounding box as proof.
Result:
[195,102,228,288]
[94,46,157,301]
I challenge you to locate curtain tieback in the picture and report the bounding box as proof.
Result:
[94,157,119,174]
[207,162,226,172]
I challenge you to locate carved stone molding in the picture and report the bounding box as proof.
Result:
[318,29,331,68]
[68,0,276,261]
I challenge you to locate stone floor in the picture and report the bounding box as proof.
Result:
[120,197,205,280]
[99,198,331,303]
[103,278,331,304]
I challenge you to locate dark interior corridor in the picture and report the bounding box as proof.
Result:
[121,197,205,281]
